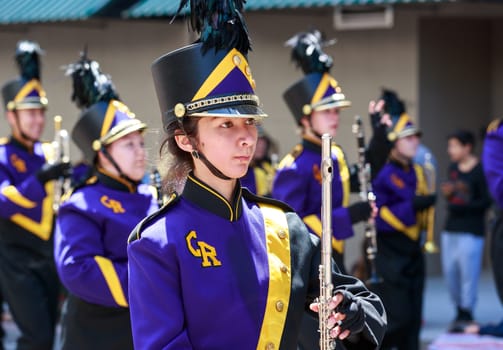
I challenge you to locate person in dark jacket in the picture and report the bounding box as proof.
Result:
[440,129,491,331]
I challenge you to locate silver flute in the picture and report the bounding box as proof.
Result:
[319,133,335,350]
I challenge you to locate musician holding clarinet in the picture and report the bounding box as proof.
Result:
[0,41,71,350]
[127,2,386,349]
[370,89,436,350]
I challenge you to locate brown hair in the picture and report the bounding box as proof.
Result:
[158,117,200,194]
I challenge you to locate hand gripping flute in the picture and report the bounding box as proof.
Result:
[352,116,381,285]
[319,133,336,350]
[51,115,70,211]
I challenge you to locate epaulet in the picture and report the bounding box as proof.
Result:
[128,192,180,244]
[0,137,8,145]
[487,118,503,134]
[277,144,303,169]
[241,188,294,213]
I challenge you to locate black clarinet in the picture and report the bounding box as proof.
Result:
[150,168,164,208]
[352,115,381,286]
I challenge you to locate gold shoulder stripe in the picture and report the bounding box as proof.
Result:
[278,144,303,170]
[487,119,503,133]
[379,206,420,241]
[331,144,350,207]
[256,203,291,350]
[94,256,128,307]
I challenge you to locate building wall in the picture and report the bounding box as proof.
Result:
[1,3,503,273]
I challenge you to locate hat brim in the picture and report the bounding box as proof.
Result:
[313,100,352,112]
[396,127,422,139]
[189,104,268,119]
[102,120,148,146]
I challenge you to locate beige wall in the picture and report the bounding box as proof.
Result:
[2,3,503,271]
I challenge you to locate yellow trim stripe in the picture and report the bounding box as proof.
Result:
[188,175,234,220]
[100,101,117,138]
[14,79,46,102]
[193,48,254,101]
[379,206,419,241]
[311,73,332,105]
[332,144,350,207]
[256,203,291,350]
[10,181,54,241]
[94,256,128,307]
[1,185,37,208]
[303,214,344,254]
[393,113,411,134]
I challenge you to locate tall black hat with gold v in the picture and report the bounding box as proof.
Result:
[67,51,146,165]
[2,41,48,111]
[151,0,267,132]
[381,89,421,142]
[283,30,350,124]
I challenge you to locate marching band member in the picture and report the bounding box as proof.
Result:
[0,40,71,350]
[272,28,378,350]
[272,29,374,273]
[54,53,157,350]
[240,125,277,197]
[127,1,387,349]
[371,104,436,350]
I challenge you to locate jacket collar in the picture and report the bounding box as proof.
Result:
[183,173,243,221]
[96,167,138,193]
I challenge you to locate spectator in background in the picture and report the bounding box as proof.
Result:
[440,129,491,332]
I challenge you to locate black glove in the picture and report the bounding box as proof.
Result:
[348,201,372,224]
[412,194,436,211]
[36,162,72,184]
[333,289,365,334]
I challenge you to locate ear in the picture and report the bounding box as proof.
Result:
[6,110,16,127]
[299,116,310,130]
[174,133,194,153]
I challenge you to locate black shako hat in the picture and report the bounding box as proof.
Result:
[66,52,146,163]
[283,29,350,124]
[151,0,267,131]
[2,40,48,111]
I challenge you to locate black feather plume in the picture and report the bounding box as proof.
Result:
[285,29,336,75]
[15,41,43,81]
[65,48,119,110]
[176,0,250,55]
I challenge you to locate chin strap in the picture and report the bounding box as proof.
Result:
[101,147,140,188]
[177,119,231,181]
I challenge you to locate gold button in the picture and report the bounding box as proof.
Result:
[275,300,284,312]
[233,54,241,66]
[245,65,251,76]
[277,230,286,239]
[280,265,288,273]
[265,342,275,350]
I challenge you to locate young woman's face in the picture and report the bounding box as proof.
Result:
[447,138,471,162]
[309,107,340,137]
[104,131,146,181]
[196,117,257,179]
[395,134,420,160]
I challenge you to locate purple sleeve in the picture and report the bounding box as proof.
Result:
[128,228,193,349]
[55,205,128,307]
[483,125,503,208]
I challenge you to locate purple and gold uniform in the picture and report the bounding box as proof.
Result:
[273,138,353,268]
[55,170,157,349]
[371,113,429,350]
[0,41,62,350]
[483,119,503,208]
[128,174,386,350]
[241,159,275,197]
